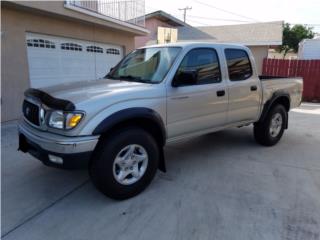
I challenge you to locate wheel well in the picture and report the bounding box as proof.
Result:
[272,96,290,112]
[99,117,165,148]
[258,95,290,124]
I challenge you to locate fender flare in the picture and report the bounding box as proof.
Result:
[92,107,167,172]
[258,91,290,128]
[92,108,166,142]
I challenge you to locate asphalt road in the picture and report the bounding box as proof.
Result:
[2,103,320,240]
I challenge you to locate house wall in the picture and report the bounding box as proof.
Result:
[268,49,298,60]
[135,18,173,48]
[5,1,147,35]
[248,46,268,75]
[1,6,136,122]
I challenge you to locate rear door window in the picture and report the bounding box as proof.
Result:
[225,49,252,81]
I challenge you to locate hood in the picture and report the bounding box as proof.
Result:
[41,79,152,105]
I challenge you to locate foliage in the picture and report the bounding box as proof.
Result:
[278,23,315,57]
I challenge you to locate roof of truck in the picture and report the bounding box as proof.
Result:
[144,42,249,49]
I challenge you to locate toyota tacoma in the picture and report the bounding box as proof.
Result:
[18,43,303,199]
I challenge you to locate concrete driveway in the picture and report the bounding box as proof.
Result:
[2,103,320,240]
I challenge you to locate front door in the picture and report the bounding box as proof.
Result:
[166,48,228,140]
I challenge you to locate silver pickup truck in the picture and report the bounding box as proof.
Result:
[18,43,303,199]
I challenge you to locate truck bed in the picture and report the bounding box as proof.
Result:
[259,76,303,109]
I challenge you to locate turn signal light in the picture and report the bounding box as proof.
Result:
[67,114,83,128]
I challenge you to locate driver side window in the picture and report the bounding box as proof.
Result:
[176,48,221,85]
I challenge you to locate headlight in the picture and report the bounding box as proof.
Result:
[48,111,64,129]
[48,111,84,129]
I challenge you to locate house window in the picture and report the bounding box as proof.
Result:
[61,43,82,51]
[27,39,55,49]
[106,48,120,55]
[87,46,103,53]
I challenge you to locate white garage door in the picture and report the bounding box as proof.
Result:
[26,33,123,88]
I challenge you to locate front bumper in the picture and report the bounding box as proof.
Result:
[18,120,99,169]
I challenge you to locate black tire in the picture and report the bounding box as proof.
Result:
[90,127,159,200]
[254,104,287,146]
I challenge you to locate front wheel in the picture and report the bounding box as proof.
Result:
[90,127,159,200]
[254,104,287,146]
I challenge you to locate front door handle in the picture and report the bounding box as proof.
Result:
[250,85,257,91]
[216,90,225,97]
[171,96,189,100]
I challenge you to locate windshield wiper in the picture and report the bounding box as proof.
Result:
[118,75,142,81]
[105,74,154,83]
[104,74,135,80]
[135,79,154,83]
[104,73,114,79]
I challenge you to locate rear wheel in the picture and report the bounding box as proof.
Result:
[90,127,159,200]
[254,104,287,146]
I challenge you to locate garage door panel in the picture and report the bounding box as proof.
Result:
[26,33,124,88]
[27,48,60,88]
[30,77,60,88]
[95,43,123,79]
[95,54,114,79]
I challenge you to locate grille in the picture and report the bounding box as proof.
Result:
[23,100,40,126]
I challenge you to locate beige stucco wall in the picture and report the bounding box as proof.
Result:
[1,6,136,122]
[248,46,268,75]
[268,49,298,60]
[135,18,173,48]
[7,1,147,35]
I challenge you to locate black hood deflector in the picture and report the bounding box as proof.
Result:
[24,88,75,111]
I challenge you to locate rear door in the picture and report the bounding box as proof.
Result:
[166,48,228,139]
[224,48,262,124]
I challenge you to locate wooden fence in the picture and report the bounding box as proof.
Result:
[262,58,320,102]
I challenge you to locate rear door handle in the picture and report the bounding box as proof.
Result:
[250,85,257,91]
[216,90,225,97]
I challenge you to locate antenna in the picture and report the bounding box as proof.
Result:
[178,6,192,23]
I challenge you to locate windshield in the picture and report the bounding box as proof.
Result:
[107,47,181,83]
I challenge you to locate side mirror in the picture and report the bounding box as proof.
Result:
[172,70,198,87]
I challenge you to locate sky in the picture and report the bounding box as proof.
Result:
[144,0,320,33]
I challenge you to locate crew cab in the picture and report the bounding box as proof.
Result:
[18,43,303,199]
